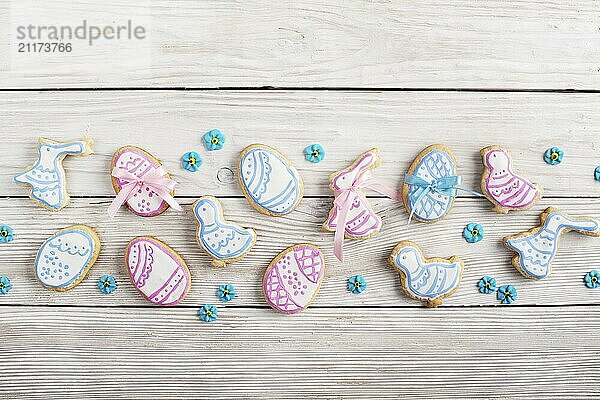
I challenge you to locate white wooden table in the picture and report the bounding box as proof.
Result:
[1,1,599,398]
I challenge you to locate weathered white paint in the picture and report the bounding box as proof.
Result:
[1,0,599,89]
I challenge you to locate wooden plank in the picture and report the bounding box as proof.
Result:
[1,305,598,399]
[1,0,599,89]
[1,90,600,198]
[1,197,599,307]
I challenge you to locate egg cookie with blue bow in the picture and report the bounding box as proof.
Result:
[34,225,101,291]
[388,241,463,308]
[193,196,257,267]
[14,137,94,211]
[238,144,304,217]
[402,144,459,223]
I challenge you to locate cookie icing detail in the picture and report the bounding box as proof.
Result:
[14,138,93,210]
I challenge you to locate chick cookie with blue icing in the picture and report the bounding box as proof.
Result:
[193,196,257,267]
[402,144,459,223]
[504,207,600,280]
[238,144,304,217]
[34,225,101,291]
[387,241,464,308]
[14,137,93,211]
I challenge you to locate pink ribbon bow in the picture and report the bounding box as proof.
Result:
[108,166,182,217]
[332,172,399,262]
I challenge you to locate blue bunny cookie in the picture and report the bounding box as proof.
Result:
[388,241,463,308]
[14,137,93,211]
[193,196,257,267]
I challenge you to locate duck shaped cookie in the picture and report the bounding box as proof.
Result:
[504,207,600,280]
[388,241,463,308]
[480,146,542,214]
[193,196,257,267]
[14,137,93,211]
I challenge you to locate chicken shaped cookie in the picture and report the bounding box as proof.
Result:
[480,146,542,214]
[193,196,257,267]
[388,241,463,308]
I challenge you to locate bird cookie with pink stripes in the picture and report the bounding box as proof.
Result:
[480,146,542,214]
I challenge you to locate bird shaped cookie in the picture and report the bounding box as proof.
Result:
[504,207,600,280]
[14,137,93,211]
[388,241,463,308]
[193,196,257,267]
[480,146,542,214]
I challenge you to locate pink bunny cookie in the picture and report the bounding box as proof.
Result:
[480,146,542,214]
[324,148,396,261]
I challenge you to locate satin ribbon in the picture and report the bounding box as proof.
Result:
[404,173,483,224]
[333,172,399,262]
[108,166,182,217]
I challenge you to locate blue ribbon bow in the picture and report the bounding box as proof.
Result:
[404,173,483,223]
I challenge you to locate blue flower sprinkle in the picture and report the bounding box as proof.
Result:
[584,270,600,289]
[544,147,563,165]
[347,275,367,294]
[0,276,12,295]
[97,275,117,294]
[199,304,218,322]
[463,223,484,243]
[477,276,496,294]
[203,129,226,151]
[0,225,14,243]
[304,143,326,163]
[217,284,236,302]
[594,166,600,182]
[182,151,202,172]
[497,285,517,304]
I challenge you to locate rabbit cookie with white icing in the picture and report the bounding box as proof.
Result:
[238,144,303,217]
[480,146,542,214]
[504,207,600,280]
[388,241,463,308]
[14,137,93,211]
[193,196,257,267]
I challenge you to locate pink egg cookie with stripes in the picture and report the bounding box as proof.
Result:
[480,146,542,214]
[125,236,191,306]
[110,146,176,217]
[263,243,325,314]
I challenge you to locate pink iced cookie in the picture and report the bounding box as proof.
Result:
[125,236,191,306]
[111,146,173,217]
[263,244,325,314]
[323,148,382,238]
[480,146,542,214]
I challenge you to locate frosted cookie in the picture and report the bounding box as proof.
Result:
[480,146,542,214]
[14,137,93,211]
[263,244,325,314]
[193,196,257,267]
[109,146,182,217]
[238,144,303,216]
[503,207,600,280]
[388,241,463,308]
[35,225,101,291]
[125,236,191,306]
[402,144,458,223]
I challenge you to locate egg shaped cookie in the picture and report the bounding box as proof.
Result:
[35,225,101,291]
[125,236,190,306]
[238,144,303,216]
[111,146,173,217]
[402,144,458,223]
[263,243,325,314]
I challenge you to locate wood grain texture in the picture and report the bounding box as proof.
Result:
[1,0,600,89]
[2,306,599,399]
[2,91,600,197]
[1,197,599,307]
